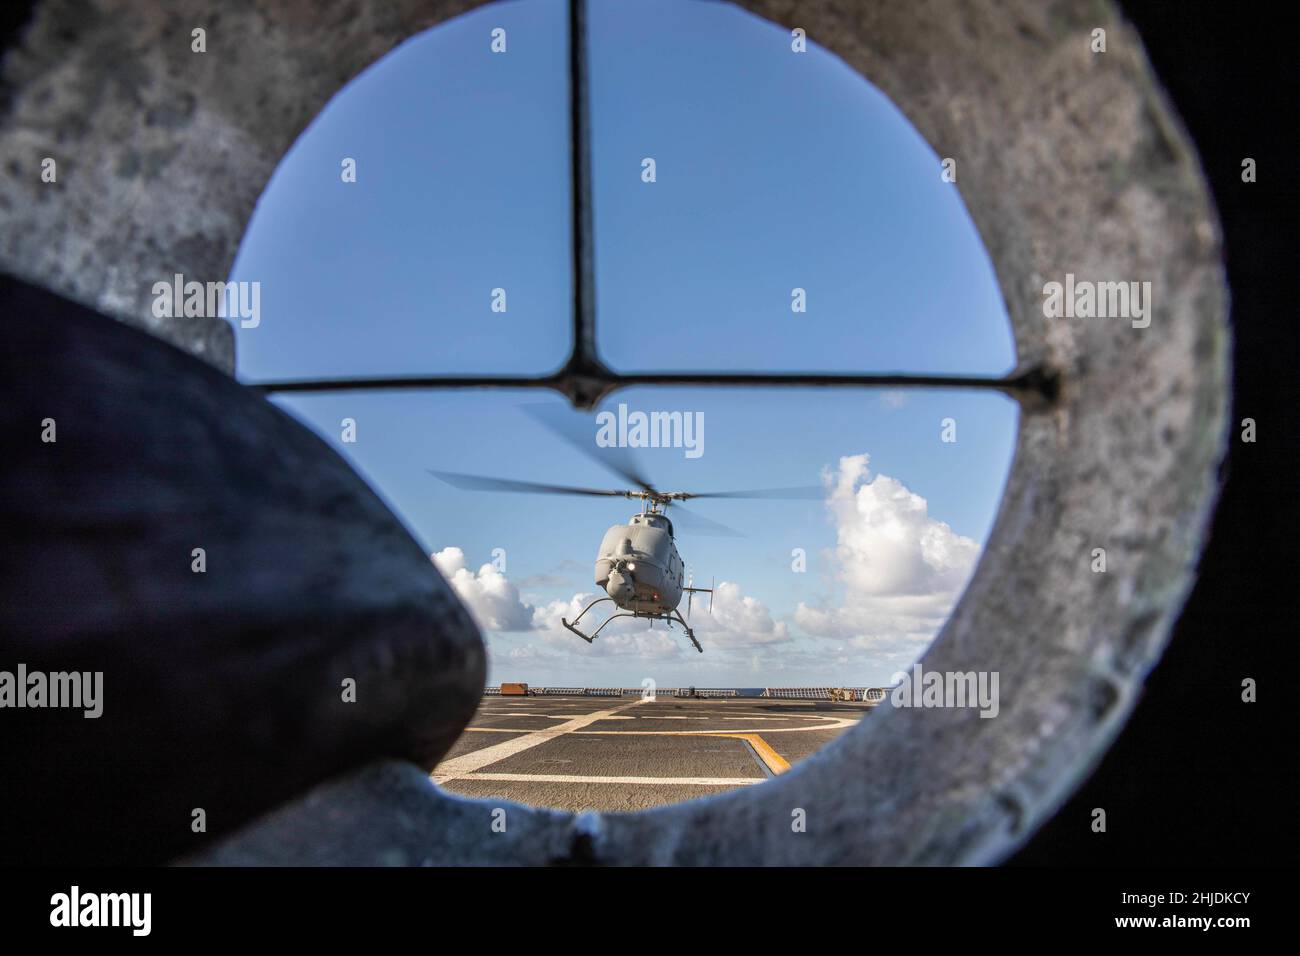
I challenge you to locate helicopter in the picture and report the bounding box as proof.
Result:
[429,406,820,653]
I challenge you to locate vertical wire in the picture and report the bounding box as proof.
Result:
[568,0,597,365]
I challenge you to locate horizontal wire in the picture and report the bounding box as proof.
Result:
[247,365,1058,406]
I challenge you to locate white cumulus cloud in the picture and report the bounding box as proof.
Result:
[691,581,789,648]
[795,454,979,655]
[431,547,535,632]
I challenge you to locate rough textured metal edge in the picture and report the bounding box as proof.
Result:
[0,0,488,372]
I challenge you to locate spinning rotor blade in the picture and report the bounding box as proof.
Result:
[681,485,825,501]
[428,469,630,498]
[665,502,745,538]
[520,403,658,494]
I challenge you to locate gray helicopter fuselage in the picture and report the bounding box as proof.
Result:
[594,512,685,615]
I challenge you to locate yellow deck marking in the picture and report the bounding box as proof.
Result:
[714,733,791,775]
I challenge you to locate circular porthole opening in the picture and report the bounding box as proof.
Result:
[231,0,1022,817]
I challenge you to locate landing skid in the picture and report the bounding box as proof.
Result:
[562,598,703,653]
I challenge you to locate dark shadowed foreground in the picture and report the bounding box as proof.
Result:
[0,277,485,864]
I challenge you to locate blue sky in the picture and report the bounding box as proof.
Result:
[230,0,1018,688]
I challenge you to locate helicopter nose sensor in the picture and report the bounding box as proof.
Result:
[605,569,635,603]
